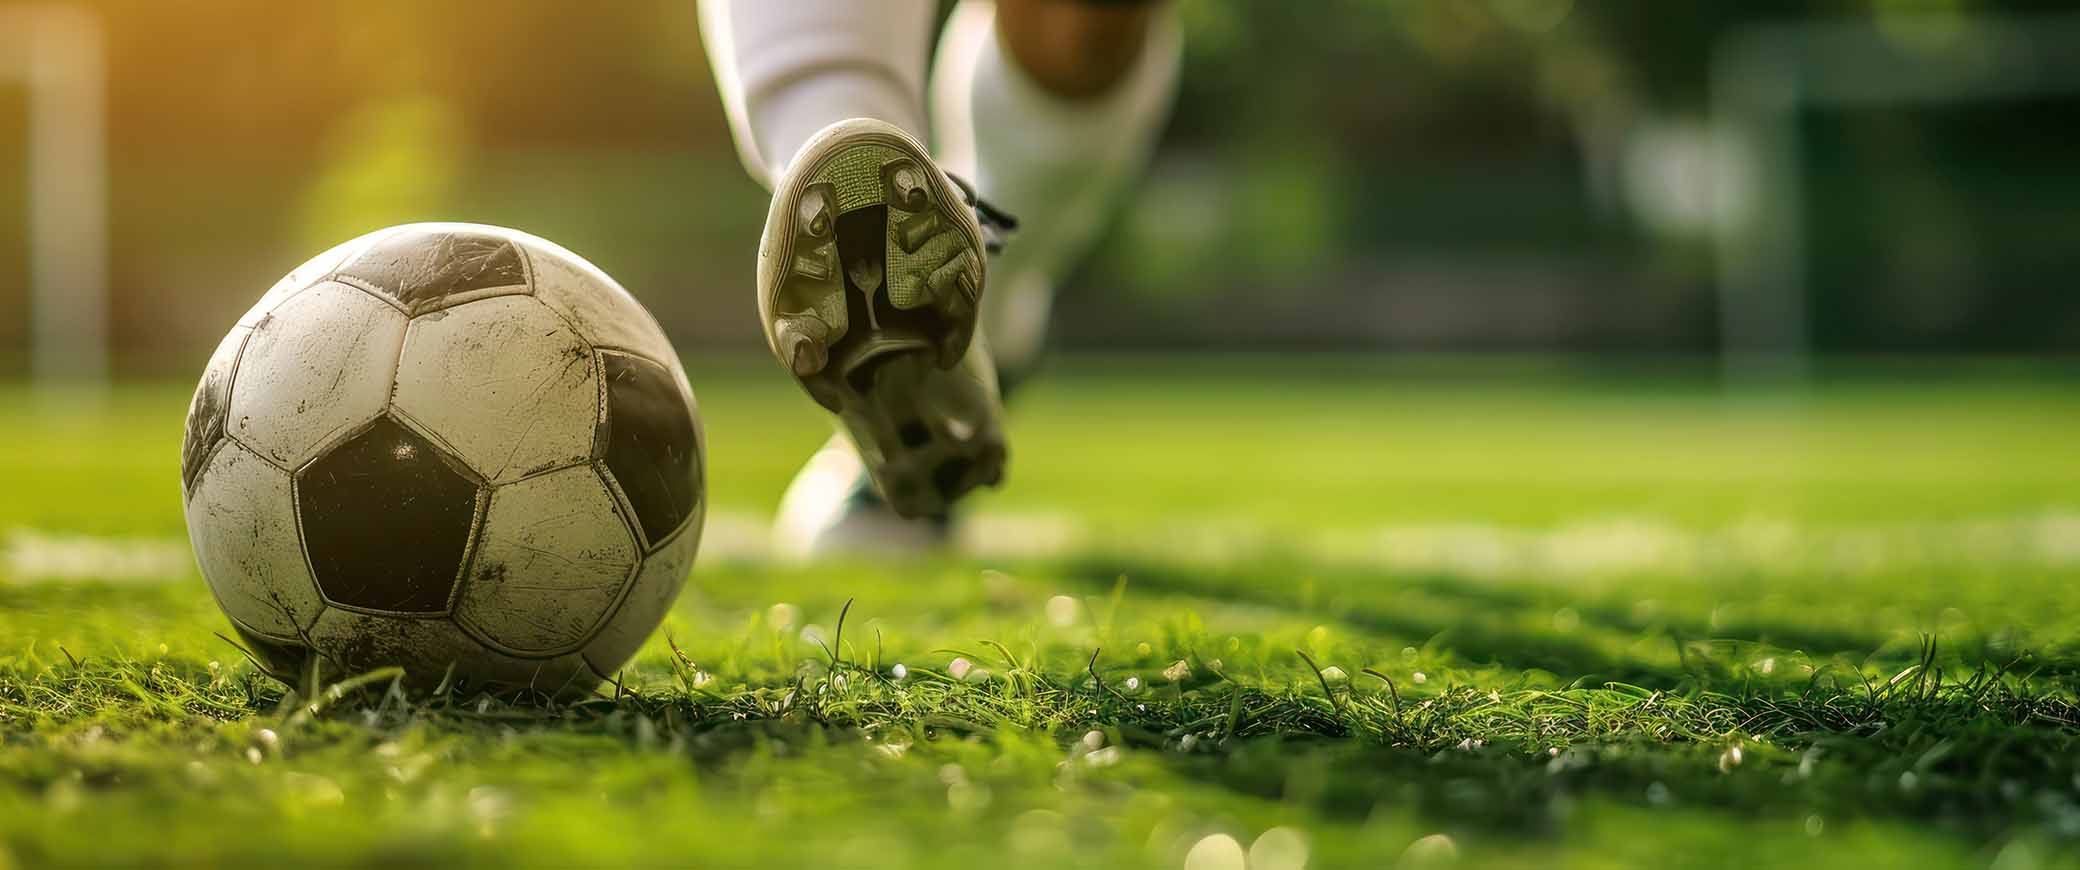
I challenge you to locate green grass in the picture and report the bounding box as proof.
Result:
[2,356,2078,868]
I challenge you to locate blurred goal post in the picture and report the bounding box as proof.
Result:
[1710,13,2080,381]
[2,5,107,391]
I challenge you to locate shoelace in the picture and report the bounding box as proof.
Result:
[946,173,1019,256]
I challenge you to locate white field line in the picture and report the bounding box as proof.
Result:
[3,528,194,585]
[962,511,2080,578]
[3,510,2076,586]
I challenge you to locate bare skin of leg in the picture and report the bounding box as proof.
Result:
[995,0,1159,100]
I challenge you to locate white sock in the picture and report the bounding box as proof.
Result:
[699,0,938,189]
[929,0,1182,374]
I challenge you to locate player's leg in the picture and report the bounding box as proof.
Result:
[698,0,935,190]
[701,0,1012,524]
[772,0,1181,558]
[932,0,1182,388]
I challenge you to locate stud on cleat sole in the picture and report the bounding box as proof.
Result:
[774,317,831,377]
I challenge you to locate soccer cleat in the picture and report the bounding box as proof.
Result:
[758,117,1011,519]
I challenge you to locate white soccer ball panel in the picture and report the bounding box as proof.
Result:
[392,296,599,484]
[456,465,640,655]
[582,516,701,676]
[238,229,396,328]
[526,237,679,365]
[227,281,407,469]
[308,608,600,698]
[184,441,326,638]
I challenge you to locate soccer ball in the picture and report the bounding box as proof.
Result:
[181,223,704,700]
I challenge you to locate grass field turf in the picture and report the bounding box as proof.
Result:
[2,356,2077,868]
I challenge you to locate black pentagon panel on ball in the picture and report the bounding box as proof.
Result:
[181,329,248,496]
[297,416,483,614]
[333,229,528,313]
[597,351,701,547]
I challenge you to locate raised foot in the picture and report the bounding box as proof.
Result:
[757,118,1004,519]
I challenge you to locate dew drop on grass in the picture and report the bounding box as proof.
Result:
[1123,676,1142,692]
[1045,595,1079,626]
[890,663,908,681]
[1400,834,1458,866]
[1183,833,1245,870]
[1412,672,1428,684]
[949,657,972,680]
[1248,827,1308,870]
[1804,814,1824,837]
